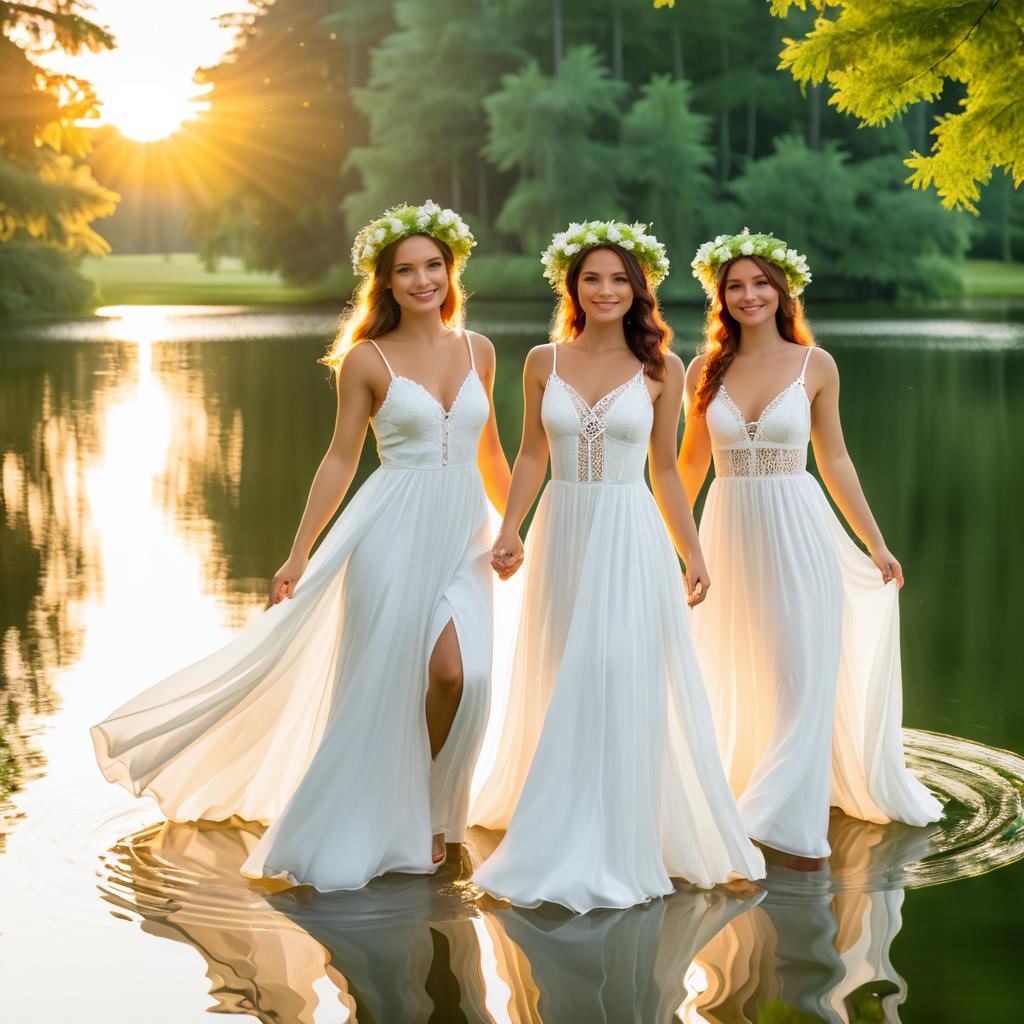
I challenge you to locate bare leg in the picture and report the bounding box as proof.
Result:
[427,619,464,862]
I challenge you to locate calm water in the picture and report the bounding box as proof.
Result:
[1,302,1022,1023]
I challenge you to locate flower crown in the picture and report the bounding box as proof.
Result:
[351,200,475,277]
[541,220,670,291]
[691,228,811,297]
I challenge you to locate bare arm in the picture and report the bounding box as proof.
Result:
[809,349,904,587]
[677,352,713,508]
[649,353,711,606]
[269,345,377,603]
[490,346,552,578]
[471,332,513,517]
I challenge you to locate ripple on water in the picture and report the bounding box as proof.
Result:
[94,729,1024,933]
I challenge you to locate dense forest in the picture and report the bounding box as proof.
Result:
[4,0,1023,312]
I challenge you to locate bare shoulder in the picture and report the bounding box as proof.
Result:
[465,329,496,371]
[684,350,708,388]
[336,339,388,394]
[661,350,686,386]
[807,346,839,384]
[524,343,556,379]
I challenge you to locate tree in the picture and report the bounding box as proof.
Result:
[485,46,624,253]
[0,3,119,314]
[728,135,970,299]
[343,0,517,232]
[767,0,1024,214]
[183,0,356,283]
[619,75,713,262]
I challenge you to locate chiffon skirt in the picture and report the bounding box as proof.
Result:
[92,463,493,892]
[471,480,765,913]
[690,472,942,859]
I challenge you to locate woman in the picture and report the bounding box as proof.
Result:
[472,220,765,913]
[678,229,942,861]
[92,200,511,890]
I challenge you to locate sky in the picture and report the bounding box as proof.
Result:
[39,0,245,141]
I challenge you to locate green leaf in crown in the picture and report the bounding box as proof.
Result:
[352,200,476,277]
[691,227,812,298]
[540,220,671,292]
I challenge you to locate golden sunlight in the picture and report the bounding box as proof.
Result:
[104,92,200,143]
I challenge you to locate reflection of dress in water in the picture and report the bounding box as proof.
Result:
[92,331,493,891]
[472,345,764,913]
[690,346,942,859]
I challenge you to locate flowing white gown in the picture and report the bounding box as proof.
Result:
[92,331,494,891]
[471,345,765,913]
[691,345,942,859]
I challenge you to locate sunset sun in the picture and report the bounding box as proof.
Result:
[104,92,201,143]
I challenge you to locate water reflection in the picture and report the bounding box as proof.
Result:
[1,305,1023,1021]
[95,805,978,1023]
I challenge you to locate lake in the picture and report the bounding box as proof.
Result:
[1,300,1022,1023]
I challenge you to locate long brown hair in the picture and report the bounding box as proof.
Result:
[693,255,814,415]
[322,234,465,369]
[552,243,671,380]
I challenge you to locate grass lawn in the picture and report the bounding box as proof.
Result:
[956,259,1024,299]
[82,252,1024,307]
[83,253,343,306]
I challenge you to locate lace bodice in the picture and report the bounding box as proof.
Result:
[367,332,489,470]
[542,346,653,485]
[705,346,814,478]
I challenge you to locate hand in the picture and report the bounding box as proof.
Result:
[269,552,309,605]
[683,554,711,608]
[491,532,524,580]
[870,546,904,588]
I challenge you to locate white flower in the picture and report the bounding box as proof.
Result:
[421,199,440,214]
[387,218,403,235]
[740,241,755,256]
[361,244,374,260]
[564,243,580,255]
[771,247,786,261]
[567,222,584,235]
[658,257,670,268]
[715,246,732,262]
[584,232,598,244]
[416,216,430,229]
[607,226,622,242]
[714,234,727,244]
[552,232,569,247]
[621,239,635,249]
[372,228,386,243]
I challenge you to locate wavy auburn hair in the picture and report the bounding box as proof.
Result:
[693,255,815,416]
[322,234,465,370]
[552,243,671,379]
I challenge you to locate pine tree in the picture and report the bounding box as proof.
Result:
[0,3,119,313]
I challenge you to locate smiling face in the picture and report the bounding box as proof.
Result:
[575,247,635,325]
[722,257,781,328]
[388,234,450,314]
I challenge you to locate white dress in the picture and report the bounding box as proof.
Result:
[691,345,942,859]
[471,345,765,913]
[92,331,494,891]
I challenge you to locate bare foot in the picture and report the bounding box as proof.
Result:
[718,878,763,899]
[432,832,446,864]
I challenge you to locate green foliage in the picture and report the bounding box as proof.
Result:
[0,242,94,314]
[620,75,713,264]
[728,135,970,299]
[765,0,1024,214]
[0,4,118,314]
[485,46,624,253]
[343,0,517,230]
[186,0,357,283]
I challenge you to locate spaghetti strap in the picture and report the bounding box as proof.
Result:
[551,343,558,377]
[461,329,476,373]
[798,346,814,383]
[367,339,395,379]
